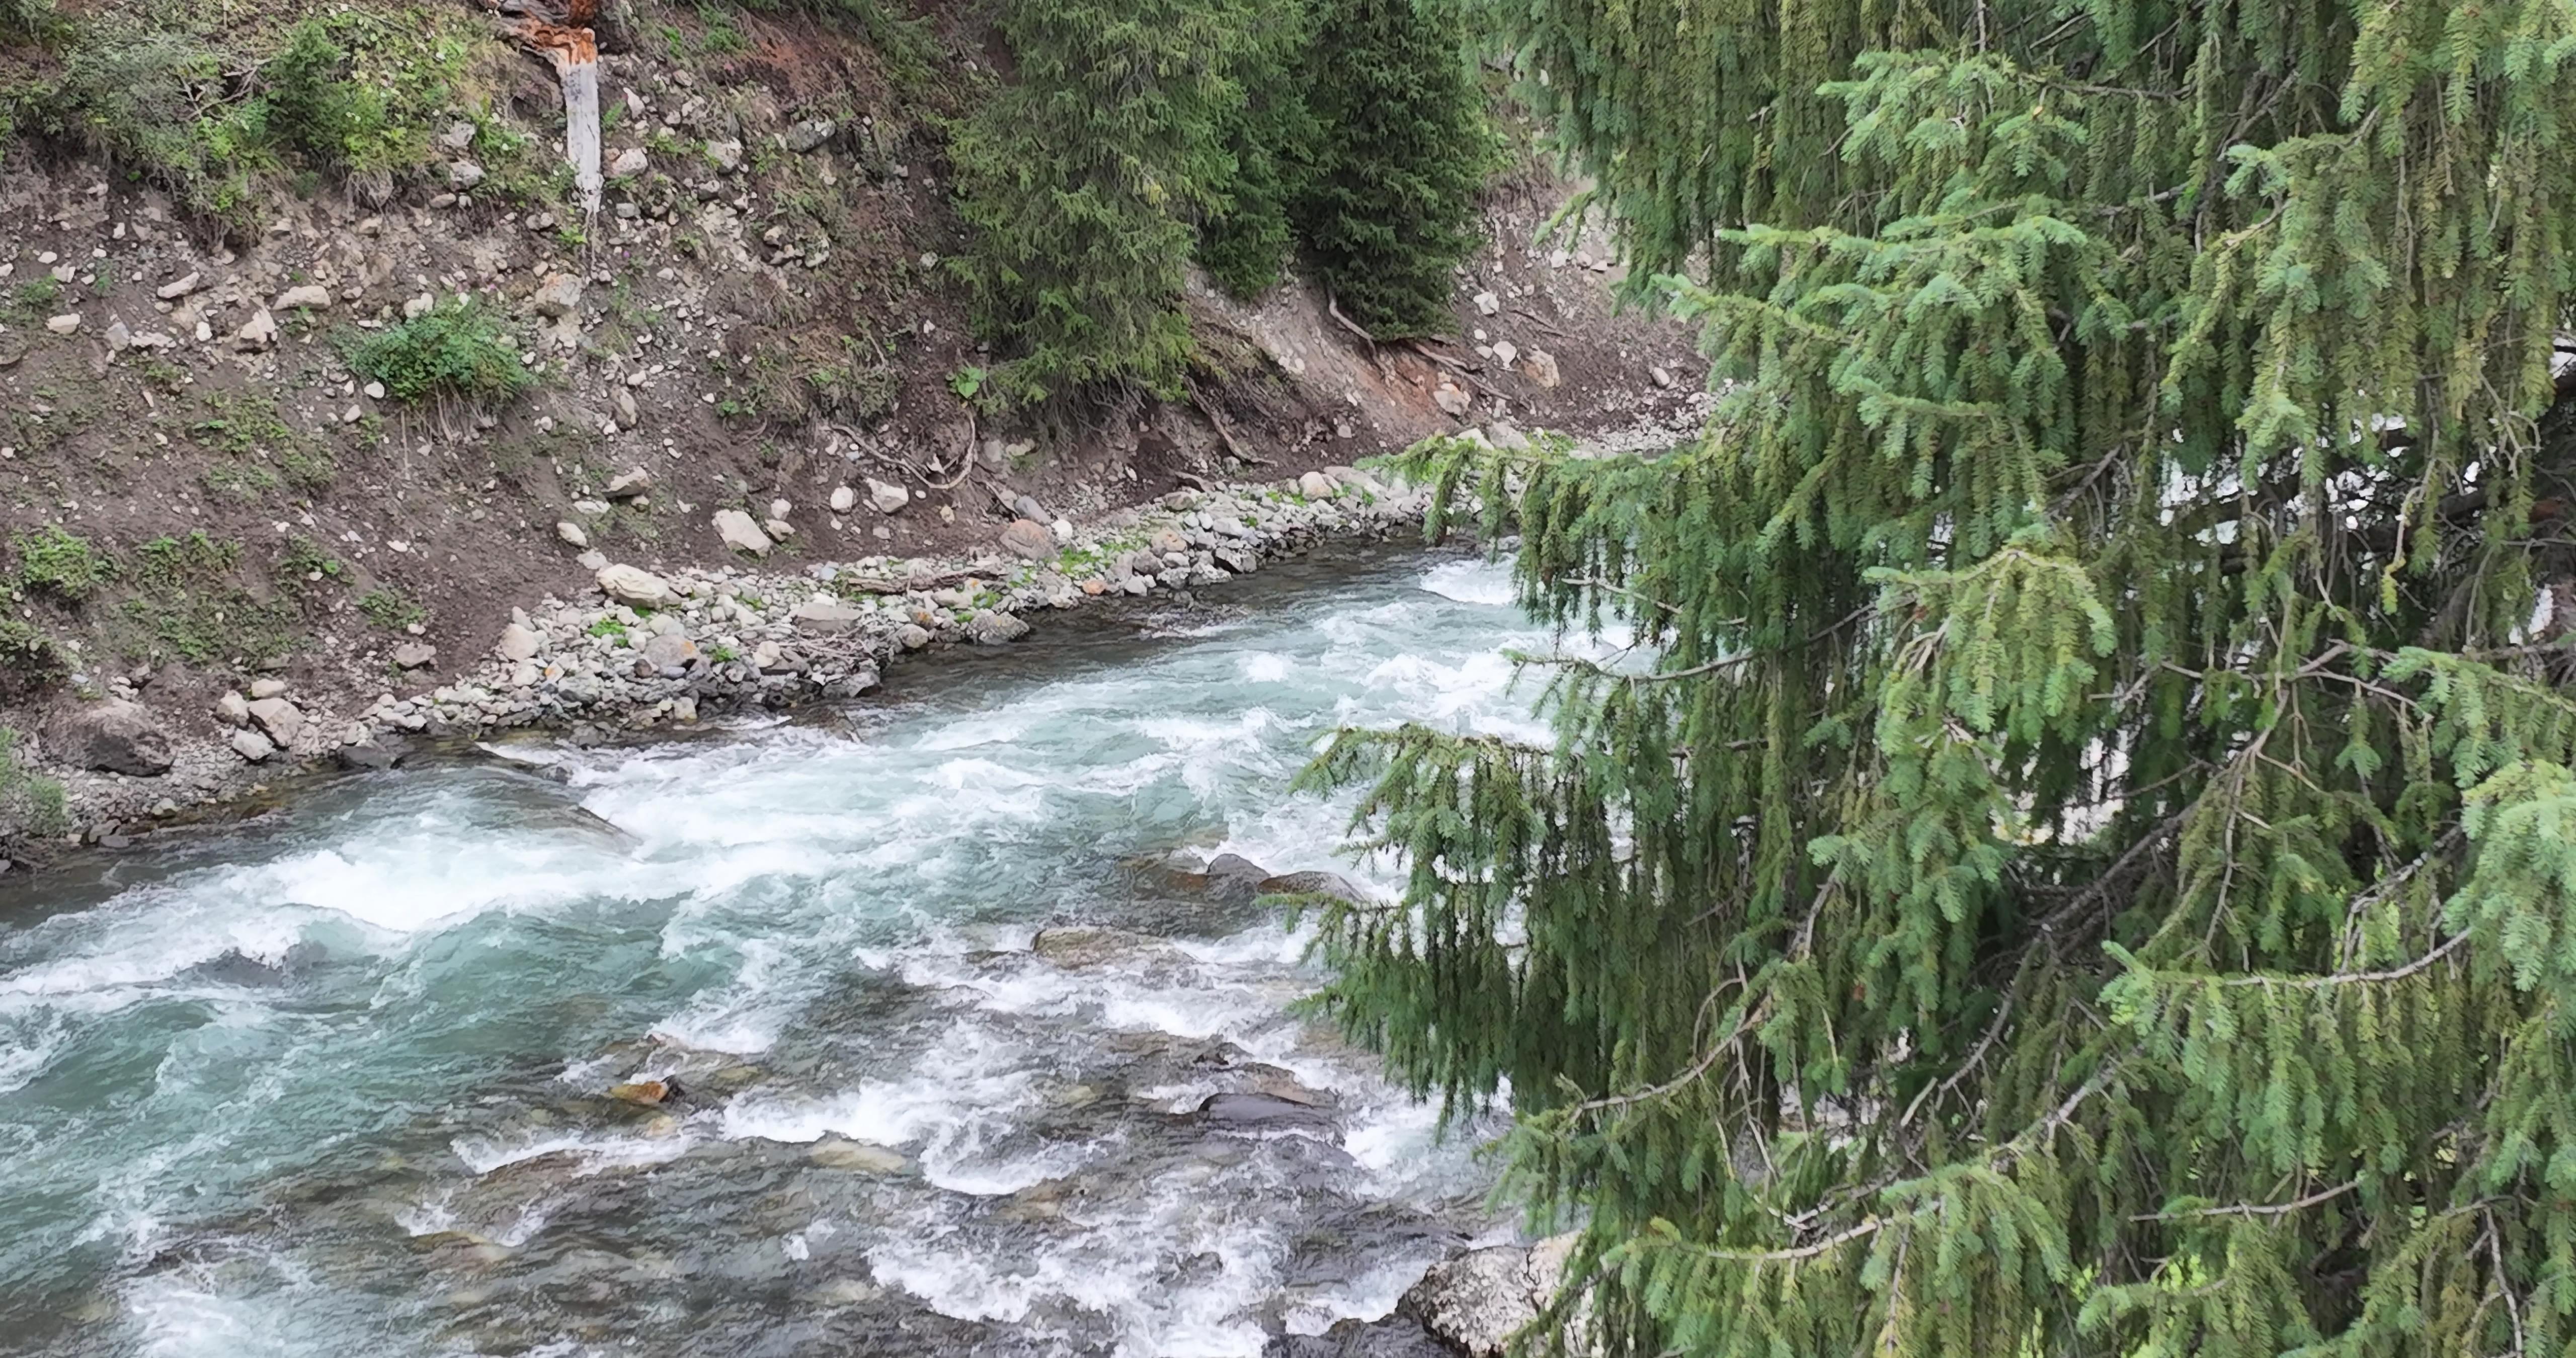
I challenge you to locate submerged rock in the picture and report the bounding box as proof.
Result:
[1195,1091,1338,1133]
[1265,1315,1455,1358]
[808,1137,912,1174]
[1204,852,1270,904]
[608,1078,678,1106]
[1257,871,1371,904]
[1030,925,1183,969]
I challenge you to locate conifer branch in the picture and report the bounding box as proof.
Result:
[2130,1179,2359,1222]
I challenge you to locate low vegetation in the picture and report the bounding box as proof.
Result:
[11,526,111,603]
[342,299,535,403]
[3,5,505,233]
[118,533,298,667]
[0,727,68,839]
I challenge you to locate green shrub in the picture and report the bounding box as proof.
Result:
[343,300,535,403]
[28,20,271,233]
[12,526,111,602]
[0,728,69,840]
[1296,0,1490,337]
[0,621,66,699]
[1,0,58,41]
[949,0,1260,403]
[263,19,408,181]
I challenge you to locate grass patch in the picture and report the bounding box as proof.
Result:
[0,621,67,699]
[118,531,299,666]
[5,5,501,233]
[7,276,62,322]
[12,526,112,602]
[0,728,69,840]
[343,299,534,403]
[188,392,336,493]
[356,586,424,631]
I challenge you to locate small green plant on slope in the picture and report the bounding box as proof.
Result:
[0,728,69,840]
[343,299,534,403]
[357,587,424,631]
[0,621,67,699]
[119,533,298,666]
[12,526,111,602]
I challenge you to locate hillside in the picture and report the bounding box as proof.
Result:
[0,0,1701,858]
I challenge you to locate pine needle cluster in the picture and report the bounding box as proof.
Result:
[1300,1,2576,1352]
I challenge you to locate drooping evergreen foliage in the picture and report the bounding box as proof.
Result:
[1300,0,2576,1352]
[1298,0,1490,336]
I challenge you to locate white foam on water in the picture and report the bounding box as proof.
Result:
[449,1126,694,1177]
[717,1021,1039,1155]
[1418,557,1522,606]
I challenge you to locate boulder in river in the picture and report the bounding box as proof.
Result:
[1256,871,1371,904]
[1195,1091,1338,1133]
[608,1078,678,1106]
[337,736,412,771]
[1031,925,1185,969]
[46,699,173,776]
[808,1136,912,1174]
[1264,1315,1455,1358]
[1204,852,1271,904]
[1397,1234,1586,1358]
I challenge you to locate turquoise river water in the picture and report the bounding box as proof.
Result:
[0,548,1591,1358]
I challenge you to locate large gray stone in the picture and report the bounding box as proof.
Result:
[791,597,866,633]
[641,632,698,669]
[1000,519,1054,560]
[965,610,1029,644]
[47,699,173,776]
[1397,1235,1583,1358]
[244,697,306,747]
[713,508,774,556]
[597,564,677,609]
[497,623,542,661]
[1204,852,1269,904]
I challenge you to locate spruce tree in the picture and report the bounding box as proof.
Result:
[1300,0,2576,1353]
[1297,0,1488,336]
[947,0,1255,401]
[1196,0,1317,300]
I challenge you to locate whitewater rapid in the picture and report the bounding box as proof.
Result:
[0,548,1586,1357]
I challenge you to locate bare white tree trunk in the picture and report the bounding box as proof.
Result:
[555,53,603,219]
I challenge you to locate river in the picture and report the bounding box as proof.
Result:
[0,547,1578,1357]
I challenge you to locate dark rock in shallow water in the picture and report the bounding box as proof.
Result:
[337,735,414,770]
[1204,852,1271,903]
[1197,1090,1339,1132]
[1266,1315,1455,1358]
[1257,870,1372,904]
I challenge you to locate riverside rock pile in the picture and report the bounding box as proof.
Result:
[353,463,1433,741]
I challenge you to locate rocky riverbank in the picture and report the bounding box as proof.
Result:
[24,449,1471,857]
